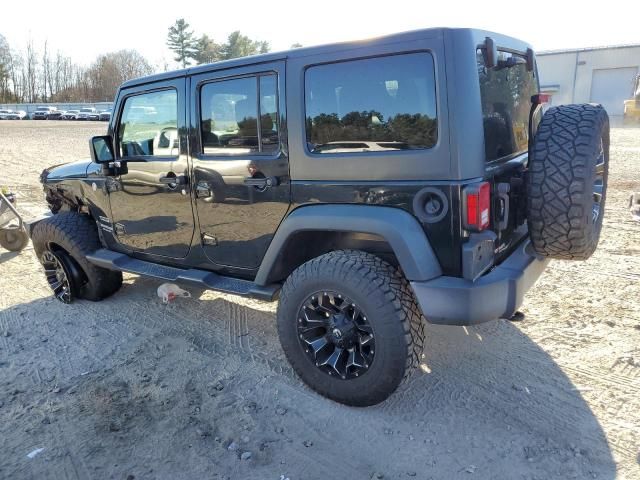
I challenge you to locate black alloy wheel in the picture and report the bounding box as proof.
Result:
[277,250,426,406]
[592,138,606,223]
[41,250,78,303]
[297,291,375,380]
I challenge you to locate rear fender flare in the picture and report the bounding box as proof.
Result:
[255,204,442,285]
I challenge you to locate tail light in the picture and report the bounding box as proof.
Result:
[464,182,491,231]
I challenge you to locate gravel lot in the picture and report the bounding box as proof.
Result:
[0,121,639,479]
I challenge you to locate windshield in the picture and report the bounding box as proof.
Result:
[477,49,538,162]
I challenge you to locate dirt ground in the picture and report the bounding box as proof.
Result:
[0,121,638,480]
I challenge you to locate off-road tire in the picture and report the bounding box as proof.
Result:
[527,103,609,260]
[277,250,425,406]
[0,226,30,252]
[31,212,122,301]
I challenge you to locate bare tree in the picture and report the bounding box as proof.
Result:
[0,36,154,104]
[25,39,38,102]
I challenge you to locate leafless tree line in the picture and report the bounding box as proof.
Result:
[0,34,153,104]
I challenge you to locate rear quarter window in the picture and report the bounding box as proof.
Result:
[304,52,438,154]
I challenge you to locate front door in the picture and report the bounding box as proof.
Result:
[190,61,290,270]
[109,78,195,258]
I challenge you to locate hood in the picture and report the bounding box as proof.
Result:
[41,159,93,183]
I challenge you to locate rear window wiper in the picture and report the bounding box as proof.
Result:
[495,56,525,71]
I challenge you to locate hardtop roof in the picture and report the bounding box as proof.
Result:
[120,27,532,89]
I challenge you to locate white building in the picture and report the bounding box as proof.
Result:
[537,44,640,121]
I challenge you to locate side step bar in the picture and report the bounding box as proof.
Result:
[85,249,279,301]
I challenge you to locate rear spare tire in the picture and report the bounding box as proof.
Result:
[527,103,609,260]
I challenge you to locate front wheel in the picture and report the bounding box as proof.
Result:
[31,212,122,302]
[277,250,425,406]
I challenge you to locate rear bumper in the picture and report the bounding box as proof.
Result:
[411,240,549,326]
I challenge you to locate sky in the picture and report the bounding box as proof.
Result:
[1,0,638,69]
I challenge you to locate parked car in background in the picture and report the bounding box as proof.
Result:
[62,110,80,120]
[98,110,111,122]
[32,106,58,120]
[76,107,97,120]
[47,110,65,120]
[0,109,13,119]
[88,111,101,121]
[8,110,28,120]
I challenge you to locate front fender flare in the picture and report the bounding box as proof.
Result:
[255,204,442,285]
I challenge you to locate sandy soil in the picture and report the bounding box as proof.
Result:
[0,121,638,480]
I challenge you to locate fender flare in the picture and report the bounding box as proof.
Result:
[255,204,442,285]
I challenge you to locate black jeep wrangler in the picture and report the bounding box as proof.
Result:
[32,28,609,406]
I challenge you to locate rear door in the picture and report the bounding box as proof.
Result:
[108,78,195,258]
[190,61,290,270]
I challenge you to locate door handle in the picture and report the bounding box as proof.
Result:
[243,176,279,188]
[160,174,187,186]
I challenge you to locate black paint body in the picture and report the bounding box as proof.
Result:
[40,27,537,283]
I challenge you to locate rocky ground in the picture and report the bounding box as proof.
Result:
[0,121,638,479]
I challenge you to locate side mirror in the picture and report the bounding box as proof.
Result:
[484,37,498,69]
[89,135,115,163]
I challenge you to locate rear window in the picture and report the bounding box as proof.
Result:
[304,52,438,154]
[477,49,538,162]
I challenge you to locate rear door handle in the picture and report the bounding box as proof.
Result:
[160,174,187,186]
[243,176,279,188]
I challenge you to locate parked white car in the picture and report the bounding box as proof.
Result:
[76,107,97,120]
[62,110,80,120]
[7,110,28,120]
[1,109,29,120]
[32,106,58,120]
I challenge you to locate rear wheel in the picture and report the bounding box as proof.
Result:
[277,250,425,406]
[0,226,29,252]
[31,212,122,302]
[527,103,609,260]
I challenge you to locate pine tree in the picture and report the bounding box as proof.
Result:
[193,35,221,65]
[166,19,198,68]
[220,31,270,60]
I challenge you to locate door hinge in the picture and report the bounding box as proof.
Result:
[106,177,120,193]
[202,233,218,246]
[195,181,211,198]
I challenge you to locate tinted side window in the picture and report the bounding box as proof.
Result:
[305,52,437,154]
[119,90,178,157]
[200,74,279,155]
[477,49,538,162]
